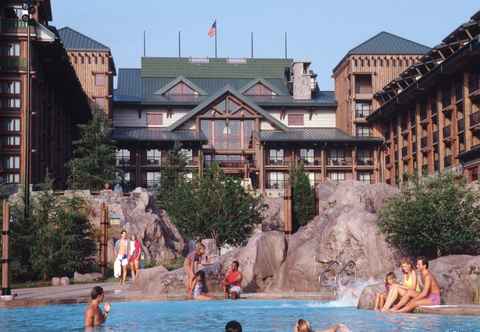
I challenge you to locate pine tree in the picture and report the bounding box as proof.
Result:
[290,163,316,232]
[67,108,116,191]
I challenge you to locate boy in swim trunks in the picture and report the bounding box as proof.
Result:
[223,261,243,299]
[395,256,441,313]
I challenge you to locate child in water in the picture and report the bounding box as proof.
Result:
[374,272,397,311]
[190,270,214,300]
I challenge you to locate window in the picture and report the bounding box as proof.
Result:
[355,75,372,94]
[328,149,345,164]
[268,149,284,165]
[244,83,276,96]
[3,156,19,169]
[357,149,373,165]
[146,149,161,165]
[3,135,20,146]
[471,167,479,182]
[0,81,21,94]
[116,149,130,166]
[0,42,20,56]
[287,114,304,126]
[4,118,20,132]
[95,74,106,86]
[2,173,19,184]
[267,172,288,189]
[357,172,372,184]
[306,172,316,187]
[355,101,371,118]
[165,82,197,95]
[146,172,161,188]
[299,149,314,165]
[147,113,163,126]
[180,149,193,165]
[329,172,345,182]
[356,125,372,137]
[2,98,21,109]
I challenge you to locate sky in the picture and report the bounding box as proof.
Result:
[51,1,479,90]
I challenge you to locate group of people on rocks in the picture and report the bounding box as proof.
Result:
[184,242,243,300]
[113,229,142,285]
[374,256,441,312]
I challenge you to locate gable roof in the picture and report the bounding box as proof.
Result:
[141,57,292,79]
[333,31,430,73]
[112,128,207,142]
[238,78,285,95]
[114,69,142,102]
[168,86,288,131]
[58,27,110,51]
[154,76,207,96]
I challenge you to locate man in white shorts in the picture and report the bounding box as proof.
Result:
[223,261,243,299]
[114,230,130,285]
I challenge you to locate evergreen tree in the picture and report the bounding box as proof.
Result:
[290,163,316,232]
[156,142,188,207]
[67,108,116,191]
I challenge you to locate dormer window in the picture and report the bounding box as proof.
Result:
[165,82,198,96]
[244,83,276,96]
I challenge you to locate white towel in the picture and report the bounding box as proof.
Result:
[114,256,122,278]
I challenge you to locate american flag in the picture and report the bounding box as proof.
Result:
[208,20,216,38]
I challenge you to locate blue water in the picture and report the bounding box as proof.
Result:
[0,300,479,332]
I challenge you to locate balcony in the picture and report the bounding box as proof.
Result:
[401,147,408,158]
[469,73,480,95]
[144,158,161,166]
[116,158,130,167]
[146,180,161,189]
[470,112,480,127]
[434,160,440,170]
[356,158,374,166]
[300,159,322,167]
[412,143,417,154]
[421,136,428,148]
[1,19,28,34]
[433,131,439,144]
[266,159,292,167]
[327,157,352,167]
[0,57,28,71]
[444,155,453,168]
[385,156,391,165]
[458,119,465,132]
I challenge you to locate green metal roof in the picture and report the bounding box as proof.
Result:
[260,128,383,143]
[141,57,293,79]
[112,128,207,142]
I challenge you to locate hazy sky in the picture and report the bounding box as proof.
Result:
[52,1,479,90]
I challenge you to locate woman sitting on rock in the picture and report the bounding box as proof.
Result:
[190,270,214,300]
[374,272,397,311]
[382,258,420,311]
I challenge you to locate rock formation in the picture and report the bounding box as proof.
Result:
[271,181,399,291]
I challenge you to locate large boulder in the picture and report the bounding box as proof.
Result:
[357,255,480,308]
[262,197,284,231]
[73,272,103,283]
[271,181,399,292]
[135,231,287,294]
[85,188,185,266]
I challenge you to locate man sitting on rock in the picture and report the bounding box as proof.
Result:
[223,261,243,299]
[184,241,206,297]
[394,256,441,313]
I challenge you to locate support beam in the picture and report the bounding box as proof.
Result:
[2,200,11,296]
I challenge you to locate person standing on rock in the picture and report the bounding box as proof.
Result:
[114,230,131,285]
[184,241,206,296]
[129,234,142,281]
[223,261,243,299]
[84,286,111,327]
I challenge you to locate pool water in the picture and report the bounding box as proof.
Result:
[1,300,479,332]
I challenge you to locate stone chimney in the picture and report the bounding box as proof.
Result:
[291,60,316,100]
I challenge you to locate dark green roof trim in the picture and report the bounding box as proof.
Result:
[154,76,207,96]
[238,78,286,95]
[141,57,292,79]
[58,27,110,51]
[260,128,383,143]
[112,128,207,142]
[167,86,288,131]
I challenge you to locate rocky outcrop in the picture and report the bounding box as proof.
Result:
[262,197,284,231]
[81,188,185,266]
[135,231,287,294]
[357,255,480,309]
[73,272,103,283]
[271,181,399,292]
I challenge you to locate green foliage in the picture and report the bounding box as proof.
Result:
[290,163,316,232]
[159,163,266,249]
[67,108,116,191]
[379,174,480,258]
[10,177,96,281]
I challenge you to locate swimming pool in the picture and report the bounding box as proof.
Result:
[1,300,479,332]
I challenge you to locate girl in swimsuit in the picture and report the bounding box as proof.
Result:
[374,272,397,311]
[382,258,420,311]
[190,270,214,300]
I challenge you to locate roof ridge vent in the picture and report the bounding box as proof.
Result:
[189,57,209,64]
[227,58,247,64]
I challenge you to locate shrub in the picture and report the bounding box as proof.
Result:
[379,174,480,258]
[290,163,316,232]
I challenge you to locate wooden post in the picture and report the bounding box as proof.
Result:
[2,200,11,296]
[100,202,109,278]
[283,183,293,234]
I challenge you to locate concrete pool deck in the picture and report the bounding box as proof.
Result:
[2,282,480,316]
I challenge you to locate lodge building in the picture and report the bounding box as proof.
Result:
[0,0,90,188]
[369,10,480,184]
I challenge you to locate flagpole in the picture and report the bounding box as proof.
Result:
[284,32,288,59]
[215,19,218,58]
[251,32,254,58]
[178,30,181,58]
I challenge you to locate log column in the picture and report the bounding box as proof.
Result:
[2,200,11,296]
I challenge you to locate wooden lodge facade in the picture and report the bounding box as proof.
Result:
[0,1,90,189]
[112,58,383,192]
[369,10,480,184]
